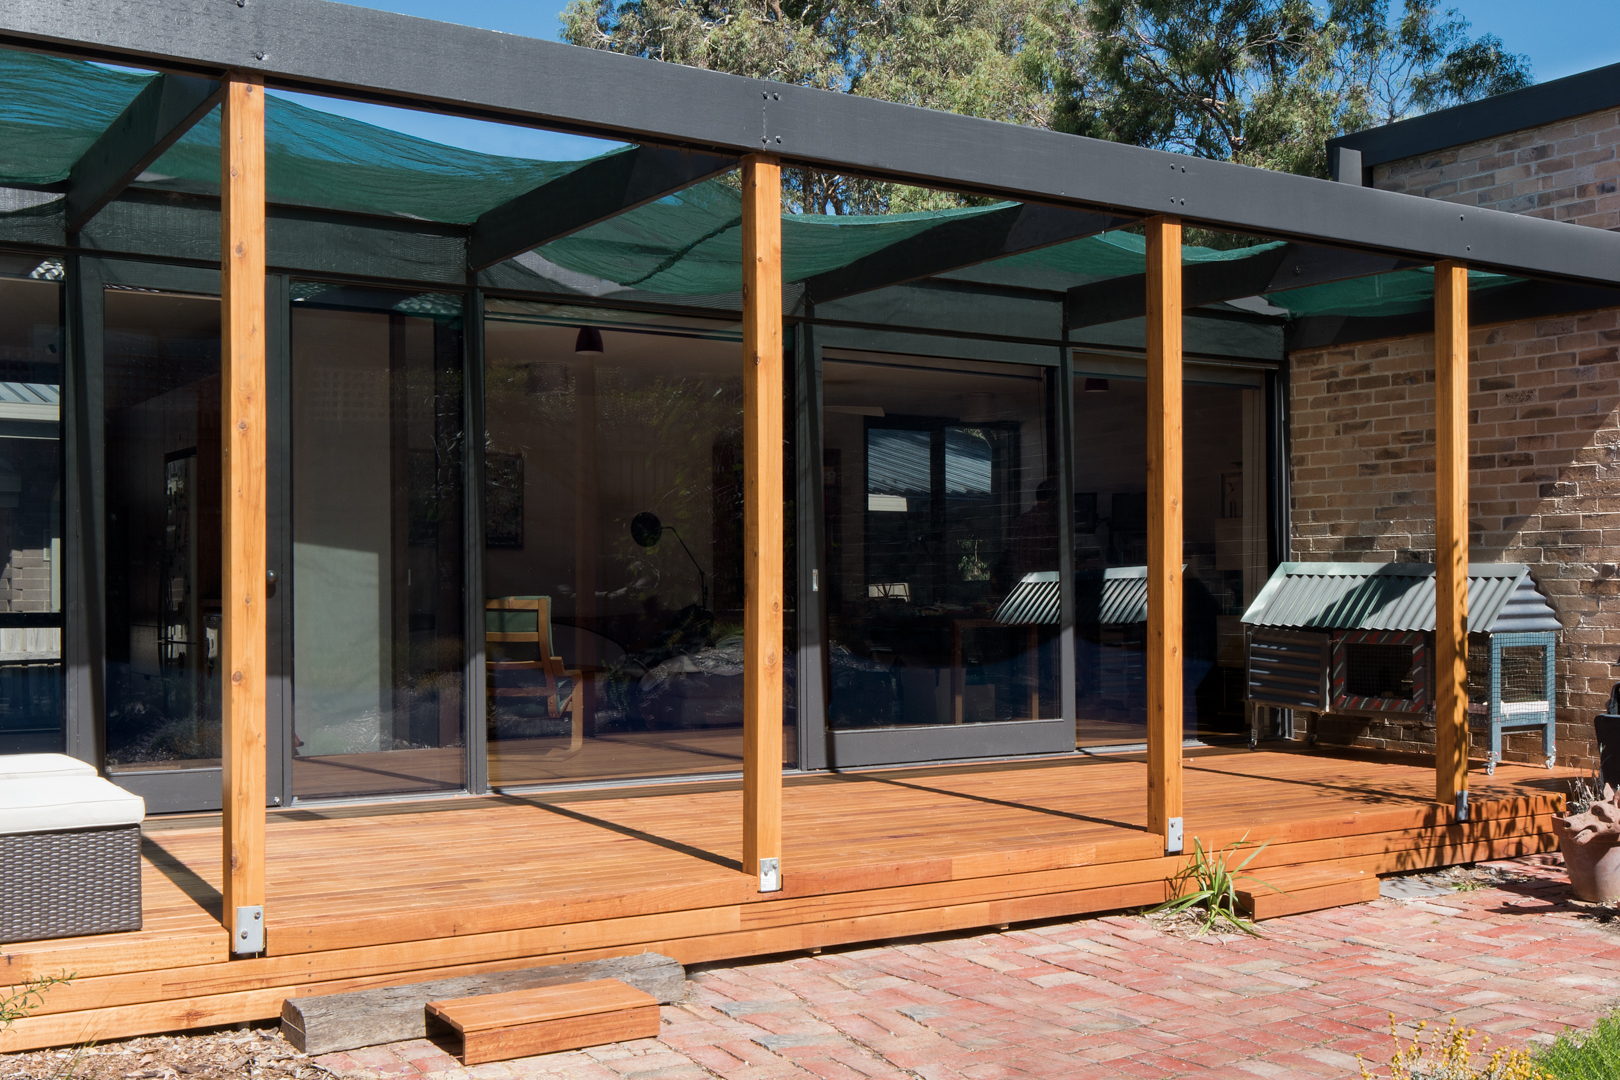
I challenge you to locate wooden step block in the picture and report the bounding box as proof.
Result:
[282,953,684,1055]
[1237,865,1378,921]
[426,978,660,1065]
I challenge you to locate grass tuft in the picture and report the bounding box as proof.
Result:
[1536,1012,1620,1079]
[1149,832,1271,937]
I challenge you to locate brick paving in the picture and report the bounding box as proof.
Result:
[315,856,1620,1080]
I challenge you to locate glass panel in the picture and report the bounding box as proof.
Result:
[482,304,795,785]
[823,351,1059,730]
[1072,371,1266,747]
[104,289,222,772]
[0,260,62,754]
[290,288,465,799]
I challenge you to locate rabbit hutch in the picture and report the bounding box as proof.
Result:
[1241,563,1560,773]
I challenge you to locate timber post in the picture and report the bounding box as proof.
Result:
[1434,260,1470,820]
[220,71,268,953]
[1145,215,1185,855]
[741,155,784,892]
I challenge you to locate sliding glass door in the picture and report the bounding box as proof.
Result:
[0,258,62,755]
[1071,366,1268,749]
[288,286,467,800]
[480,301,796,787]
[814,348,1071,767]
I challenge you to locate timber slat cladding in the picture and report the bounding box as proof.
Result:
[0,750,1568,1052]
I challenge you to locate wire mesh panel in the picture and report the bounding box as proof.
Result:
[1499,645,1548,703]
[1330,630,1428,714]
[1344,643,1417,700]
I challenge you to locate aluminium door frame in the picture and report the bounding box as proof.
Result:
[797,322,1075,770]
[65,255,289,813]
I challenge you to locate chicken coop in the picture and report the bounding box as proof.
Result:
[1241,563,1560,773]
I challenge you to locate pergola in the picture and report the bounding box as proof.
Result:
[3,0,1617,953]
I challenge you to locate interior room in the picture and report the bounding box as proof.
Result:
[481,303,797,786]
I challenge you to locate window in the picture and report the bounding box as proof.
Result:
[0,259,62,754]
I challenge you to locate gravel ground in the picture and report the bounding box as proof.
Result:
[0,1027,352,1080]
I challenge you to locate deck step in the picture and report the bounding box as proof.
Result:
[426,978,660,1064]
[1237,865,1378,921]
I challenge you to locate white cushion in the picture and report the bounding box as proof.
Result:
[0,753,98,782]
[0,776,145,835]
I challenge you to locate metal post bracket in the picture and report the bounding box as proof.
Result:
[233,904,265,955]
[759,857,782,893]
[1166,817,1184,856]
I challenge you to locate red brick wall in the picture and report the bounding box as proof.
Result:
[1285,107,1620,768]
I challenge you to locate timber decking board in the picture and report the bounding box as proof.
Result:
[0,749,1569,1051]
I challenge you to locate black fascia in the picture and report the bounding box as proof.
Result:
[1286,279,1620,351]
[1330,61,1620,169]
[469,144,737,271]
[800,204,1131,306]
[6,0,1620,287]
[66,72,222,231]
[1066,242,1427,328]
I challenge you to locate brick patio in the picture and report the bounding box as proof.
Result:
[313,855,1620,1080]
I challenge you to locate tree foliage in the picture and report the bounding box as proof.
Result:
[1070,0,1532,176]
[560,0,1532,206]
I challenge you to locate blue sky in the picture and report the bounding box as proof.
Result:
[275,0,1620,163]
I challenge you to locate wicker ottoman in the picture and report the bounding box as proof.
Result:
[0,756,145,944]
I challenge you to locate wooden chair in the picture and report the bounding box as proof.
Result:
[485,597,584,748]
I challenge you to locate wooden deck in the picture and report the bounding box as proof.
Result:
[1,746,1571,1052]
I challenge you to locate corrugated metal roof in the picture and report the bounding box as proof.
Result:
[0,382,58,406]
[1078,565,1152,626]
[992,566,1191,627]
[1242,562,1561,633]
[866,427,992,497]
[994,571,1059,625]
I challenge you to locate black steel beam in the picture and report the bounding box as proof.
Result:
[1066,242,1426,328]
[802,204,1128,305]
[65,71,221,231]
[468,144,736,271]
[4,0,1620,287]
[1286,279,1620,351]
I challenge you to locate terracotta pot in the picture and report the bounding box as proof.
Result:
[1553,817,1620,902]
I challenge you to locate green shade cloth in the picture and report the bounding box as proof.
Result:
[0,49,606,223]
[0,47,1523,321]
[1265,266,1522,319]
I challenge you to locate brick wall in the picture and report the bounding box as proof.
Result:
[1371,107,1620,227]
[1286,107,1620,768]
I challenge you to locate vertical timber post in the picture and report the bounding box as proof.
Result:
[221,72,267,953]
[1145,216,1184,855]
[1435,260,1470,820]
[741,155,784,892]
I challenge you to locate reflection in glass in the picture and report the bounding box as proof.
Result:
[290,289,465,799]
[482,304,794,786]
[0,267,62,754]
[104,290,222,771]
[823,352,1059,730]
[1072,371,1266,747]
